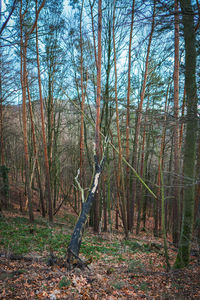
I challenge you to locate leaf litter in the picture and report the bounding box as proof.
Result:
[0,214,200,299]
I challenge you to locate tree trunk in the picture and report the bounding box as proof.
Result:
[93,0,102,233]
[195,132,200,234]
[67,0,103,264]
[172,0,180,247]
[67,157,104,264]
[131,0,155,232]
[113,0,128,237]
[126,0,135,232]
[79,0,86,196]
[35,11,52,222]
[0,50,4,166]
[136,102,148,235]
[27,78,45,217]
[154,86,169,237]
[20,2,34,223]
[174,0,198,268]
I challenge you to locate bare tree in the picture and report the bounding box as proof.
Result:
[67,0,103,267]
[35,0,52,222]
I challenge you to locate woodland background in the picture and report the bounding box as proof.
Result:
[0,0,200,297]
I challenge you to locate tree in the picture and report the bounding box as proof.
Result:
[0,0,18,35]
[174,0,198,268]
[131,0,156,233]
[35,0,53,222]
[172,0,180,247]
[67,0,103,266]
[126,0,135,232]
[112,0,128,237]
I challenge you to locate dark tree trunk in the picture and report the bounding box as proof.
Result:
[174,0,198,268]
[173,0,180,247]
[67,157,104,264]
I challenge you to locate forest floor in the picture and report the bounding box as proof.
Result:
[0,210,200,300]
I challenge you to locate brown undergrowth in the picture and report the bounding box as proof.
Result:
[0,210,199,299]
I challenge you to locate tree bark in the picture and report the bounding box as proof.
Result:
[19,0,46,222]
[20,1,34,223]
[67,156,104,264]
[35,1,52,222]
[93,0,102,233]
[174,0,198,268]
[173,0,180,247]
[154,86,169,237]
[113,0,128,237]
[131,0,155,232]
[126,0,135,232]
[26,78,45,217]
[79,0,86,197]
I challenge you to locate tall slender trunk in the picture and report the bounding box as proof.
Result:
[93,0,102,233]
[47,73,54,179]
[89,0,98,70]
[174,0,198,268]
[102,12,112,231]
[19,0,46,221]
[195,133,200,246]
[154,87,169,237]
[173,0,180,247]
[35,9,52,222]
[20,4,34,222]
[179,86,186,151]
[27,78,45,217]
[0,78,4,166]
[136,104,147,235]
[113,0,128,236]
[0,25,4,166]
[131,0,155,232]
[126,0,135,231]
[79,0,87,204]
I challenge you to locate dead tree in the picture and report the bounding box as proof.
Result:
[67,152,105,267]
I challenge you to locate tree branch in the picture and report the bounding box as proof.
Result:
[0,0,18,35]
